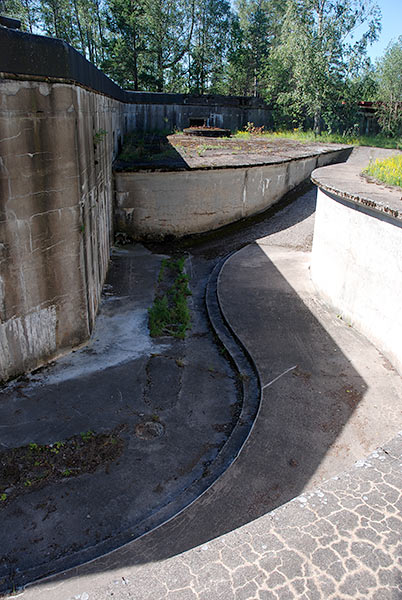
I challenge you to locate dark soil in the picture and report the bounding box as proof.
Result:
[0,427,125,506]
[183,127,231,137]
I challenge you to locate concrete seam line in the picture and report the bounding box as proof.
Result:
[261,365,298,391]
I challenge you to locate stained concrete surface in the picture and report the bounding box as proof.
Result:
[312,146,402,219]
[0,246,241,592]
[2,184,402,599]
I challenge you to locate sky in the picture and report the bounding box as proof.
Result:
[365,0,402,62]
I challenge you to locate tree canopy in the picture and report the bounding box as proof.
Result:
[375,36,402,136]
[2,0,400,137]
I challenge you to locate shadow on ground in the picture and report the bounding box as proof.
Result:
[145,181,318,259]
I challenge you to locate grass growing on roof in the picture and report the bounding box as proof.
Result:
[234,128,402,150]
[149,257,191,339]
[363,154,402,187]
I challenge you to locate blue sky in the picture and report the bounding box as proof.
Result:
[366,0,402,62]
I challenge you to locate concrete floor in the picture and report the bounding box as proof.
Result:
[1,183,401,599]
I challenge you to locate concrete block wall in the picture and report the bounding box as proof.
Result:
[0,78,128,381]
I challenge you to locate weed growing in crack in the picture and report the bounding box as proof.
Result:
[148,257,191,339]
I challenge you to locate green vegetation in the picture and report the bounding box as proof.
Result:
[4,0,400,141]
[148,257,191,340]
[80,430,94,442]
[93,129,107,146]
[118,132,177,163]
[0,428,124,505]
[363,154,402,187]
[234,129,402,150]
[376,37,402,137]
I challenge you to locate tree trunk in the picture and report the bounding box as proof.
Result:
[314,109,322,136]
[157,47,163,92]
[95,0,105,61]
[132,23,139,90]
[72,0,86,55]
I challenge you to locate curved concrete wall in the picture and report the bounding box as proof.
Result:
[311,149,402,375]
[115,149,349,239]
[0,78,129,382]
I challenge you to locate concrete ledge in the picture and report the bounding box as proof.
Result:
[311,147,402,220]
[311,147,402,374]
[115,147,351,239]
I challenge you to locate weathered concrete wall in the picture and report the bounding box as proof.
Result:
[311,151,402,375]
[0,78,128,381]
[115,149,349,239]
[0,27,274,382]
[123,103,272,133]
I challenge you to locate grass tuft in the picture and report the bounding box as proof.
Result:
[148,257,191,339]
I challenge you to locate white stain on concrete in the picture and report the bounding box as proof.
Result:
[0,306,57,379]
[43,301,167,384]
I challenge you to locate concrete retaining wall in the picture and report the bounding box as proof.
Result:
[311,150,402,374]
[0,78,128,381]
[115,149,349,239]
[0,28,274,382]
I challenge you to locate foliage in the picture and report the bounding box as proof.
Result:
[375,36,402,137]
[148,257,191,339]
[4,0,401,143]
[264,0,381,134]
[363,154,402,187]
[188,0,232,94]
[226,0,284,96]
[243,121,265,134]
[233,129,402,149]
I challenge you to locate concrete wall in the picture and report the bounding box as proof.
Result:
[123,103,272,133]
[115,149,349,239]
[0,78,128,381]
[0,27,274,382]
[311,187,402,375]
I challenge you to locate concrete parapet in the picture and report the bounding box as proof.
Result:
[114,148,350,239]
[0,28,273,132]
[311,147,402,374]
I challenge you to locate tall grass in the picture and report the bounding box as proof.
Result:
[234,129,402,150]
